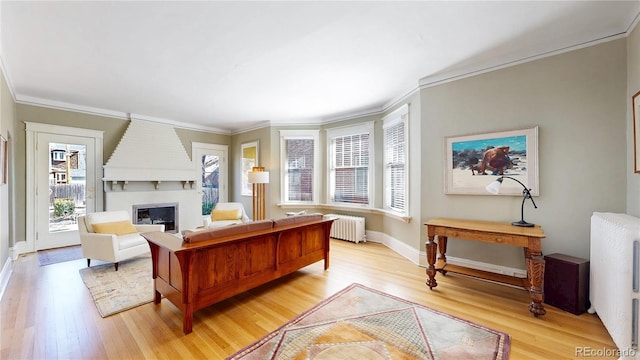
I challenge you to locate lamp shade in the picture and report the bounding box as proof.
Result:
[485,180,502,195]
[248,171,270,184]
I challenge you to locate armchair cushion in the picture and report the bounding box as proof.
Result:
[211,209,241,221]
[92,220,138,235]
[204,202,250,228]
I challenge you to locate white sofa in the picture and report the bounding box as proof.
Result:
[78,210,165,271]
[203,202,250,228]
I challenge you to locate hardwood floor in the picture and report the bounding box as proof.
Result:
[1,239,617,359]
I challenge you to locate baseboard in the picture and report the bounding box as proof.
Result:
[366,230,422,265]
[0,254,13,302]
[365,230,527,278]
[12,240,28,259]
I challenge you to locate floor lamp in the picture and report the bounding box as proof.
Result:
[248,166,269,220]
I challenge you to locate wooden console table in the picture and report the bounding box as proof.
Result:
[425,218,546,317]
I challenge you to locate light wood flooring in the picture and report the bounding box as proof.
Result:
[1,239,617,359]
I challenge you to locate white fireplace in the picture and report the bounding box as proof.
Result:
[102,119,201,231]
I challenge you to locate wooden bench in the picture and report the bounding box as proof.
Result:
[141,215,335,334]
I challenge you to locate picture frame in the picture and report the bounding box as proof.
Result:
[1,135,6,185]
[633,90,640,173]
[241,141,259,196]
[444,126,539,196]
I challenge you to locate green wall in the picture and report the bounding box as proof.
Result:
[420,38,627,267]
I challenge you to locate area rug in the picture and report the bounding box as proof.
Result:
[38,245,83,266]
[78,256,153,317]
[228,283,510,360]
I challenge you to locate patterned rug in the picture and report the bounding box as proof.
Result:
[38,245,83,266]
[78,256,153,317]
[228,283,510,360]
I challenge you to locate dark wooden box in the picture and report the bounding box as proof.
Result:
[544,253,590,315]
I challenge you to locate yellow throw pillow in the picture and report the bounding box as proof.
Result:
[211,209,241,221]
[92,220,138,235]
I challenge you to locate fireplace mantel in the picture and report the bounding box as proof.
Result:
[105,179,195,191]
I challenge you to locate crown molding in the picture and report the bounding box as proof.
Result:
[382,86,419,113]
[229,120,273,135]
[127,113,230,135]
[628,9,640,35]
[419,32,628,89]
[16,95,129,119]
[14,95,232,135]
[320,108,384,126]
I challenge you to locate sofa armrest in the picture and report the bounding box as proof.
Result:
[134,224,165,233]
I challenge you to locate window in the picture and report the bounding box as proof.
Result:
[54,172,67,183]
[280,130,319,203]
[327,123,374,206]
[383,104,409,215]
[52,150,65,161]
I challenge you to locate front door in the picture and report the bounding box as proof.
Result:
[36,133,97,250]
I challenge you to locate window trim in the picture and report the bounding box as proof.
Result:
[382,104,409,217]
[279,129,320,204]
[325,121,375,207]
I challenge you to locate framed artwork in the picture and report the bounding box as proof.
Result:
[1,135,6,185]
[241,141,259,196]
[634,90,640,173]
[444,126,539,195]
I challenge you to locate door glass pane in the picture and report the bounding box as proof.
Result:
[48,142,86,233]
[202,154,219,215]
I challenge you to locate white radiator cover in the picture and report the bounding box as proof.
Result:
[325,214,366,244]
[589,212,640,359]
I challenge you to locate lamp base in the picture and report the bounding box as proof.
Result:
[512,220,535,227]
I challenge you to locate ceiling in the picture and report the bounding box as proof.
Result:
[1,1,639,134]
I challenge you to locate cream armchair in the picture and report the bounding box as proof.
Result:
[203,202,250,228]
[78,210,164,271]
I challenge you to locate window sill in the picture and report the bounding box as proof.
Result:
[277,203,411,223]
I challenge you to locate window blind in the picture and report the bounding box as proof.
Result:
[383,110,407,214]
[331,133,369,205]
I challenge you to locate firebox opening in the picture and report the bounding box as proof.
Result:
[132,202,179,234]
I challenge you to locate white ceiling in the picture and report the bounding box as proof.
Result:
[1,1,639,134]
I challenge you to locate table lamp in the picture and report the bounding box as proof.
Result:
[485,176,537,227]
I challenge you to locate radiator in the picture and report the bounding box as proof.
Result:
[589,212,640,359]
[325,214,366,243]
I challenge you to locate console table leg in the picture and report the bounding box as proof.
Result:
[525,248,546,317]
[425,235,438,289]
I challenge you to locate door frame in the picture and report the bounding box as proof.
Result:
[22,122,103,255]
[192,142,228,206]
